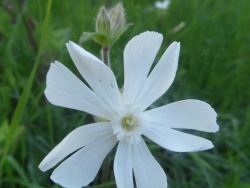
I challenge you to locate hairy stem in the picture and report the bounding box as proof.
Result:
[101,46,110,67]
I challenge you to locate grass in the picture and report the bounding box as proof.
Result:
[0,0,249,187]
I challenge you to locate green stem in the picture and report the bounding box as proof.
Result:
[101,46,110,67]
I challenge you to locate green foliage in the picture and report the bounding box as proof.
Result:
[0,0,249,187]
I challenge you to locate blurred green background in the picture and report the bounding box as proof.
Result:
[0,0,249,187]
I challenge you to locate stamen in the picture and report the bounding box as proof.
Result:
[121,115,138,131]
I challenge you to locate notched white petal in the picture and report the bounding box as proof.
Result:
[50,133,117,188]
[44,61,111,119]
[144,125,214,152]
[135,42,180,111]
[143,99,219,132]
[39,122,113,172]
[66,41,122,114]
[123,31,163,107]
[132,139,167,188]
[114,141,133,188]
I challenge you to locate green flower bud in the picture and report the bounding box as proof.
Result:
[96,7,110,34]
[80,3,132,48]
[108,3,126,35]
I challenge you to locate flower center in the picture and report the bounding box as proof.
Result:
[112,111,145,143]
[121,115,139,131]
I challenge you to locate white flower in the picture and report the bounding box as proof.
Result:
[39,31,219,188]
[155,0,170,10]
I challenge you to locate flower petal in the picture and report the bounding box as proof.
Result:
[39,122,113,172]
[144,124,214,152]
[50,132,117,188]
[66,41,122,114]
[135,42,180,111]
[123,31,163,108]
[114,141,133,188]
[45,61,112,119]
[132,139,167,188]
[142,99,219,132]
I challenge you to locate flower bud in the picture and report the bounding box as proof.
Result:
[108,3,126,35]
[80,3,132,48]
[96,7,110,34]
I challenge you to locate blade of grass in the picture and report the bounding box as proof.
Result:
[6,156,28,182]
[0,0,53,179]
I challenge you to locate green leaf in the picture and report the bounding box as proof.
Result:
[91,32,110,47]
[79,32,96,44]
[79,32,110,47]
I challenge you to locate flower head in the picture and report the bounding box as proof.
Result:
[39,31,219,188]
